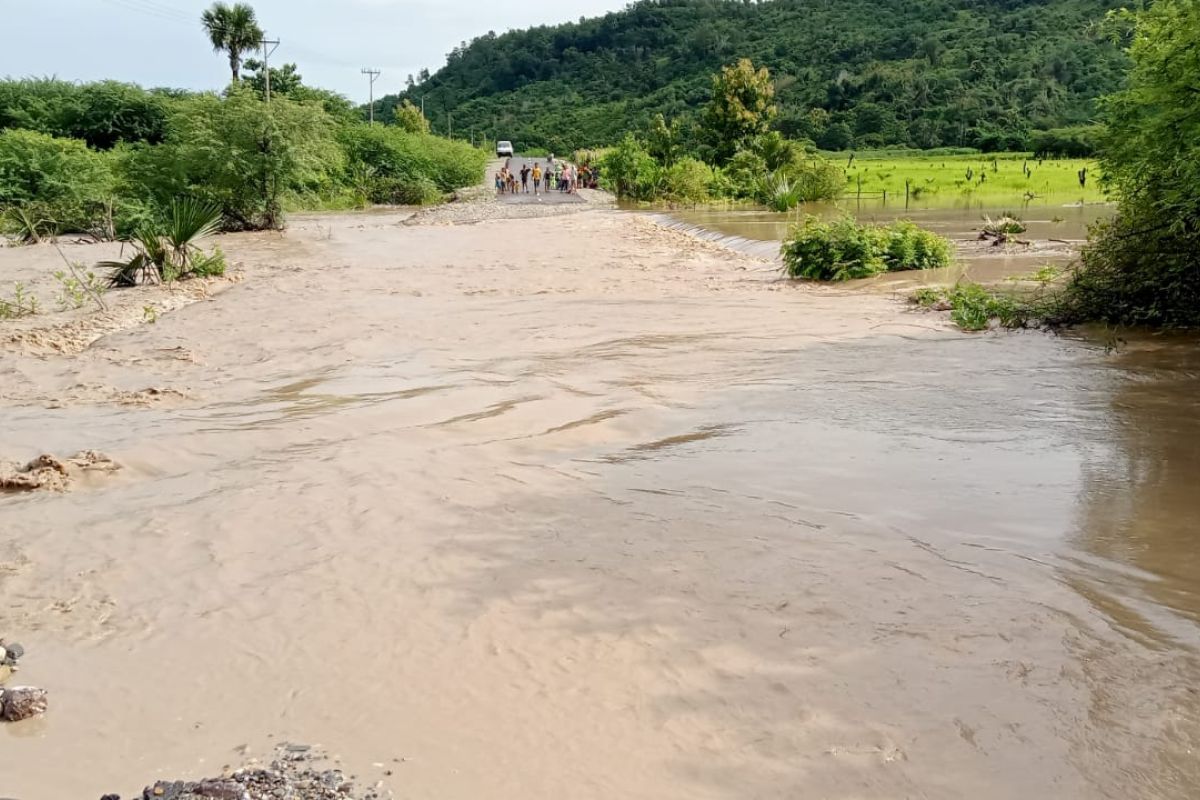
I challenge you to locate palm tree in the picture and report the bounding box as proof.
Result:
[201,2,263,83]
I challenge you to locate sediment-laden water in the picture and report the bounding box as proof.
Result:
[1,208,1196,799]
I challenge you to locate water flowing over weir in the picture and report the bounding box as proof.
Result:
[1,208,1198,799]
[646,213,784,262]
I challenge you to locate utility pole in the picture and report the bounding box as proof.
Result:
[421,95,426,122]
[362,68,382,124]
[260,33,281,103]
[448,112,453,139]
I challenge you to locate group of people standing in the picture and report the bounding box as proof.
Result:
[495,155,599,196]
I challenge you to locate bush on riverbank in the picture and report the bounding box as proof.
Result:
[781,216,952,281]
[0,83,489,238]
[912,284,1036,331]
[1058,0,1200,327]
[0,129,115,238]
[339,124,488,201]
[122,87,345,231]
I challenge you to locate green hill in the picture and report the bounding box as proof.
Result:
[379,0,1127,153]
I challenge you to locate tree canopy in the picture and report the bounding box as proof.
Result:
[379,0,1128,153]
[201,2,263,83]
[1066,0,1200,326]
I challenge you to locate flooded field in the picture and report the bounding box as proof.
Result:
[1,207,1197,799]
[655,196,1116,287]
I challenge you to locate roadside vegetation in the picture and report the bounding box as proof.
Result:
[906,0,1200,332]
[598,61,844,207]
[0,2,487,255]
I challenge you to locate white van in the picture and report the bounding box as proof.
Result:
[496,140,514,157]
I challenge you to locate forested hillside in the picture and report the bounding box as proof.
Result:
[381,0,1127,152]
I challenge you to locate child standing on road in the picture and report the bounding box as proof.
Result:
[531,163,543,196]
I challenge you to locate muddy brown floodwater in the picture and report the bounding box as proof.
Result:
[1,205,1198,800]
[655,198,1116,288]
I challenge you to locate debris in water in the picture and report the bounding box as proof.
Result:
[0,686,48,721]
[0,451,119,493]
[0,639,25,684]
[105,744,389,800]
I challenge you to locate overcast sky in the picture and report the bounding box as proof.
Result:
[2,0,631,100]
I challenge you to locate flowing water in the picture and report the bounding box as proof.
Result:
[1,209,1197,799]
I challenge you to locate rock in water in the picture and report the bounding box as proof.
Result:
[0,686,48,721]
[2,642,24,664]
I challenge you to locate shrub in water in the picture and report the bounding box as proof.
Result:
[882,221,952,272]
[782,216,886,280]
[782,216,952,280]
[661,157,713,204]
[598,134,662,201]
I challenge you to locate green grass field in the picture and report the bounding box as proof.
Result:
[830,152,1106,204]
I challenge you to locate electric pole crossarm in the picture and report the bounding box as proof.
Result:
[261,34,281,103]
[362,68,382,124]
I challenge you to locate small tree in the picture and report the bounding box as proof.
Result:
[244,60,303,99]
[645,114,683,167]
[1066,0,1200,325]
[393,99,430,134]
[702,59,778,164]
[201,2,263,83]
[123,86,343,230]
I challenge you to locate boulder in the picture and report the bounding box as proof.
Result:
[0,686,49,721]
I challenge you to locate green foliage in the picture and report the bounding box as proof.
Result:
[0,283,38,319]
[100,199,225,287]
[0,78,171,150]
[660,157,713,203]
[2,205,54,244]
[0,129,115,236]
[201,2,264,82]
[0,77,484,232]
[721,149,768,200]
[338,124,486,202]
[780,158,844,205]
[1068,212,1200,326]
[781,216,953,280]
[53,267,107,311]
[1031,125,1101,158]
[244,60,304,98]
[393,100,431,134]
[598,134,662,201]
[702,59,777,164]
[382,0,1129,152]
[911,284,1038,330]
[881,221,953,271]
[646,114,686,166]
[782,216,886,280]
[124,87,344,230]
[1061,0,1200,327]
[843,152,1102,201]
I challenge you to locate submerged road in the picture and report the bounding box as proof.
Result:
[493,155,587,205]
